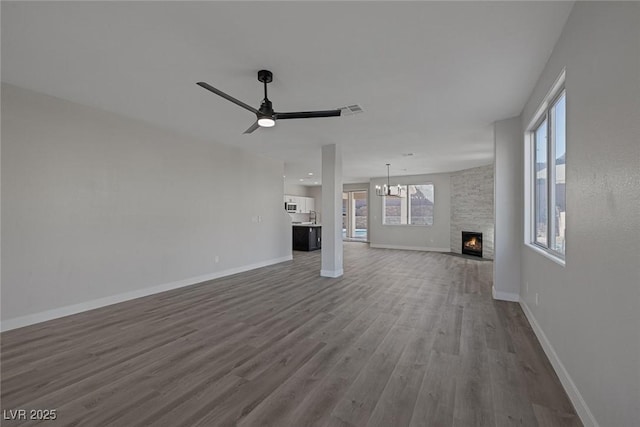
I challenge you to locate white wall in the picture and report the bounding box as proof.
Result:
[1,84,292,328]
[369,173,451,251]
[283,183,309,197]
[343,183,368,192]
[493,117,522,301]
[519,3,640,426]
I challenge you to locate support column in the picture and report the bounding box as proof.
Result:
[321,144,343,278]
[493,116,522,301]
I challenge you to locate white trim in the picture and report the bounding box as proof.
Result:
[523,130,534,245]
[492,286,520,302]
[524,69,567,265]
[0,255,293,332]
[320,269,344,278]
[369,244,450,252]
[520,301,599,427]
[526,68,566,130]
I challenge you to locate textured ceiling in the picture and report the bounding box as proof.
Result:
[1,1,573,185]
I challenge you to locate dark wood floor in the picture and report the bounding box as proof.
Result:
[1,243,580,426]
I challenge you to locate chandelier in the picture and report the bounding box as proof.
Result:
[375,164,405,197]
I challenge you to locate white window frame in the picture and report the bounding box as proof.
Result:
[524,70,566,265]
[382,183,434,226]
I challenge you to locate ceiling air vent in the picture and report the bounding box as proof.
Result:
[339,104,364,116]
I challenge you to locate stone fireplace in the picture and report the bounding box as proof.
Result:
[462,231,483,258]
[450,165,494,259]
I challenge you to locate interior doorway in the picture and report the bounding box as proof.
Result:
[342,190,368,242]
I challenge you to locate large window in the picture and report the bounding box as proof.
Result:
[383,184,434,226]
[530,89,566,259]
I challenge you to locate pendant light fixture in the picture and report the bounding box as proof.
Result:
[375,163,404,197]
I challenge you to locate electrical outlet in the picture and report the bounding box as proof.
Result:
[535,292,539,306]
[215,255,219,263]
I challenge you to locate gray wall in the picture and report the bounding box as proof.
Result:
[493,117,523,300]
[343,183,369,192]
[369,173,451,251]
[1,84,292,327]
[283,183,309,197]
[519,3,640,426]
[450,164,494,259]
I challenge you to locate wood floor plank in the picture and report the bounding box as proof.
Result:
[0,243,581,427]
[408,350,459,427]
[189,339,327,427]
[453,299,494,426]
[488,349,539,426]
[287,313,400,427]
[366,329,433,427]
[236,310,383,427]
[22,324,258,427]
[328,325,412,426]
[433,303,464,355]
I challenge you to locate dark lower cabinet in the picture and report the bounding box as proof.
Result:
[293,226,321,251]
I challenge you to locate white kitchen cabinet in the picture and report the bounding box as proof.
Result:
[305,197,315,213]
[284,195,302,212]
[284,195,315,213]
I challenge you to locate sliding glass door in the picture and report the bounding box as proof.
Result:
[342,190,368,241]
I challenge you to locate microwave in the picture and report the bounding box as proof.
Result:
[285,202,297,212]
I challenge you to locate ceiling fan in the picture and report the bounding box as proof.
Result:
[197,70,342,134]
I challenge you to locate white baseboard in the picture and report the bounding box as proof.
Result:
[520,301,599,427]
[0,255,293,332]
[369,244,450,252]
[492,285,520,302]
[320,269,344,278]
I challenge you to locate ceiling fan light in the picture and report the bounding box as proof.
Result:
[258,117,275,128]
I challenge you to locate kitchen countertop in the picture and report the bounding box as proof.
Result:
[292,223,322,227]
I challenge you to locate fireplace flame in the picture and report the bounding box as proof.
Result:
[464,237,481,250]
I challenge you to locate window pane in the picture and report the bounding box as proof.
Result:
[552,93,566,254]
[383,196,399,225]
[409,184,434,225]
[534,119,548,246]
[383,185,407,225]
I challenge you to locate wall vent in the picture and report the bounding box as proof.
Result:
[339,104,364,116]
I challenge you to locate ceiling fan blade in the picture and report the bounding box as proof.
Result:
[197,82,259,115]
[274,110,342,120]
[243,121,260,134]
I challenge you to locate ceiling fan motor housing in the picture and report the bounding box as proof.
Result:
[259,99,274,117]
[258,69,273,84]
